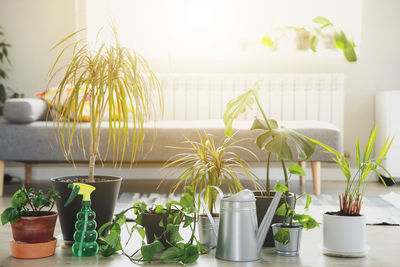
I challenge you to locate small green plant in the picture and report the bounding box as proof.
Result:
[0,25,24,116]
[98,187,206,264]
[1,187,60,225]
[272,164,319,245]
[313,16,357,62]
[223,83,316,194]
[310,126,393,216]
[160,133,260,216]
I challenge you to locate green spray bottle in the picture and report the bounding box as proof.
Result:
[64,183,99,257]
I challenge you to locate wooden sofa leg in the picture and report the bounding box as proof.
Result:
[25,163,32,185]
[311,161,321,195]
[0,160,4,197]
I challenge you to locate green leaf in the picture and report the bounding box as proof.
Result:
[275,203,291,216]
[289,164,305,176]
[155,205,166,214]
[183,215,194,228]
[136,213,143,226]
[274,227,290,245]
[274,181,289,193]
[141,240,165,263]
[313,16,332,29]
[305,194,312,209]
[223,87,258,137]
[1,207,19,225]
[166,224,183,244]
[160,247,183,263]
[292,214,319,229]
[182,245,200,264]
[261,35,275,48]
[310,35,318,52]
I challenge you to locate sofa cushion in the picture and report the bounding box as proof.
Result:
[3,98,48,123]
[0,119,341,163]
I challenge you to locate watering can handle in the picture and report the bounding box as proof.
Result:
[200,186,224,237]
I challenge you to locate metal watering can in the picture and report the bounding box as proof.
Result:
[200,186,282,262]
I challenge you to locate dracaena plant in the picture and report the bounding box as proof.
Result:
[160,133,260,216]
[48,26,163,182]
[309,126,393,216]
[273,165,319,245]
[223,83,316,194]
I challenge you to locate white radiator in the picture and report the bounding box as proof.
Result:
[157,73,345,132]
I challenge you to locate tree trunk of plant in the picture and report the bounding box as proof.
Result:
[88,127,101,183]
[88,153,96,182]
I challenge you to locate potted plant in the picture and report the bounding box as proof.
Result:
[98,187,205,264]
[310,126,393,257]
[223,83,316,246]
[312,16,357,62]
[159,133,260,247]
[1,186,60,259]
[48,26,163,244]
[0,25,24,116]
[271,169,319,256]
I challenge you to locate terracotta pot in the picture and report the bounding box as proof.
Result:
[10,238,57,259]
[51,175,122,244]
[141,212,171,247]
[254,191,294,247]
[11,211,57,243]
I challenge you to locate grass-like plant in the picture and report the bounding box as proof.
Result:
[160,133,260,216]
[310,126,393,216]
[48,26,163,182]
[223,83,316,195]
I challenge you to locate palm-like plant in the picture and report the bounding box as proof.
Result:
[310,126,393,216]
[48,27,163,182]
[223,83,316,195]
[160,134,260,215]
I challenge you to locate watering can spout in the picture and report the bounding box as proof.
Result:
[256,191,283,252]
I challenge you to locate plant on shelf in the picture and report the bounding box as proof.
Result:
[223,82,316,247]
[310,125,393,256]
[312,16,357,62]
[272,167,319,256]
[1,187,60,259]
[159,133,260,247]
[47,25,163,243]
[98,187,205,264]
[0,25,24,116]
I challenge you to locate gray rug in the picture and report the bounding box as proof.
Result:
[115,192,400,225]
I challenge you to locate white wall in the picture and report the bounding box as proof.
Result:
[1,0,400,181]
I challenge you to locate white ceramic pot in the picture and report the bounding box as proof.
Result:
[322,213,367,257]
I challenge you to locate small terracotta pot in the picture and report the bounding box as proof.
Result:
[10,238,57,259]
[11,211,57,243]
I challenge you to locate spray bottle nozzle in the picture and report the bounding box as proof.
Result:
[64,183,96,207]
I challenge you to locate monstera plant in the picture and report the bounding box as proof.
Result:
[223,84,316,194]
[223,83,316,247]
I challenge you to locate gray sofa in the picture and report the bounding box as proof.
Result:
[0,98,342,196]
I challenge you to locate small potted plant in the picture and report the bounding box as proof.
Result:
[223,83,316,246]
[159,133,260,247]
[310,126,393,257]
[98,187,205,264]
[47,25,163,244]
[271,166,319,256]
[1,186,60,259]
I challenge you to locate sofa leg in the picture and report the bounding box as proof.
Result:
[25,164,32,185]
[311,161,321,195]
[0,160,4,197]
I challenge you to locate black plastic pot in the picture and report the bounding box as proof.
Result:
[51,175,122,244]
[254,191,294,247]
[141,212,170,247]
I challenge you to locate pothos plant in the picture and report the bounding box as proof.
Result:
[272,165,319,245]
[223,83,316,195]
[1,187,60,225]
[98,187,206,264]
[160,133,260,216]
[310,125,393,216]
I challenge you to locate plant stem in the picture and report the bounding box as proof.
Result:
[253,92,272,130]
[23,188,36,213]
[281,160,289,192]
[266,152,271,195]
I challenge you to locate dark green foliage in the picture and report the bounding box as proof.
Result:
[98,186,205,264]
[1,187,60,225]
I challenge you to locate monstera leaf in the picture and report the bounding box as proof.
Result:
[251,117,316,161]
[223,87,259,137]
